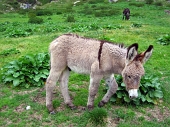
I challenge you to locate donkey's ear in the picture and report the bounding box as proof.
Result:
[141,45,153,64]
[126,43,138,64]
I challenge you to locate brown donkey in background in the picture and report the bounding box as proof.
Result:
[123,8,130,20]
[46,34,153,114]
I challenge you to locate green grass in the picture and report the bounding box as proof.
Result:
[0,0,170,126]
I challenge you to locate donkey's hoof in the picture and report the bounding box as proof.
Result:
[98,101,106,107]
[47,105,55,114]
[67,103,77,110]
[70,106,77,110]
[50,111,56,115]
[81,107,86,111]
[87,105,94,110]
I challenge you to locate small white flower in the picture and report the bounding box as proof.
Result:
[26,106,31,110]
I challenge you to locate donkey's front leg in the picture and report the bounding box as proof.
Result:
[87,74,103,110]
[98,74,118,107]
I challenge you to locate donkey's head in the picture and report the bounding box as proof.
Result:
[122,43,153,99]
[125,12,130,20]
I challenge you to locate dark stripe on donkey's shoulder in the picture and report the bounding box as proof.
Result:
[98,41,105,69]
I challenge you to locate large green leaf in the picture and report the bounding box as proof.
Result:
[121,82,125,87]
[13,72,20,78]
[7,70,15,75]
[110,97,116,102]
[117,91,123,98]
[20,54,35,66]
[41,69,49,75]
[140,85,147,93]
[140,95,146,102]
[13,78,20,87]
[153,90,163,98]
[148,90,155,98]
[124,95,130,102]
[146,94,153,103]
[34,74,47,82]
[3,76,14,82]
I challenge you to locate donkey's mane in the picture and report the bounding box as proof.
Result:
[63,33,126,49]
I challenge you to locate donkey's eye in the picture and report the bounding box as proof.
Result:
[128,76,131,79]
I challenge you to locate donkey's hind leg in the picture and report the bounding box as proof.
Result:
[59,68,75,109]
[98,74,118,107]
[46,55,67,114]
[46,69,62,114]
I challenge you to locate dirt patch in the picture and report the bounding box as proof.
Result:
[145,106,170,121]
[32,87,46,105]
[32,113,42,121]
[32,93,45,105]
[106,104,170,126]
[13,87,46,113]
[134,105,170,122]
[14,104,26,113]
[165,10,170,15]
[13,88,39,95]
[107,117,120,127]
[9,86,170,126]
[0,105,8,112]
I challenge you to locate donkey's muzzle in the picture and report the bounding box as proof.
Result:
[128,89,138,99]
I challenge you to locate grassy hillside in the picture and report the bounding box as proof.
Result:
[0,0,170,126]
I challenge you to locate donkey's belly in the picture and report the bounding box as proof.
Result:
[68,65,91,74]
[67,58,93,74]
[67,52,98,74]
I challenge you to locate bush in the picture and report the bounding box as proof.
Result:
[157,34,170,45]
[131,22,142,28]
[165,3,170,7]
[1,53,50,88]
[94,9,118,17]
[88,0,103,4]
[145,0,154,4]
[0,22,9,32]
[38,0,51,5]
[17,9,29,15]
[105,74,163,105]
[65,15,76,22]
[0,48,20,56]
[154,1,163,6]
[129,2,145,7]
[81,6,93,15]
[7,1,19,9]
[64,3,74,13]
[36,9,53,16]
[132,12,144,18]
[28,11,36,18]
[88,108,107,126]
[28,16,43,24]
[56,11,62,15]
[4,22,32,37]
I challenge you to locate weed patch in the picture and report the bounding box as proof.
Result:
[0,48,20,56]
[107,74,163,105]
[1,53,50,88]
[129,2,145,7]
[88,108,108,126]
[65,14,76,22]
[28,16,44,24]
[157,34,170,45]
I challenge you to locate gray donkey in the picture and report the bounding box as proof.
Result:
[46,34,153,114]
